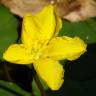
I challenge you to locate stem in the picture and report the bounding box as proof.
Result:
[32,91,35,96]
[3,63,17,96]
[3,62,13,82]
[34,74,47,96]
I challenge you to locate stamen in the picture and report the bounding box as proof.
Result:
[35,52,42,60]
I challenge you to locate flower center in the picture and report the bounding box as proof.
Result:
[35,52,42,60]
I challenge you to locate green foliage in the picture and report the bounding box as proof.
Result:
[0,5,18,60]
[0,89,14,96]
[32,79,41,96]
[59,19,96,44]
[0,80,31,96]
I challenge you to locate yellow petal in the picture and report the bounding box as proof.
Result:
[33,58,64,90]
[3,44,33,64]
[42,36,87,60]
[21,5,61,48]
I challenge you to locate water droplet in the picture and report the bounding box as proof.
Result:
[86,36,89,40]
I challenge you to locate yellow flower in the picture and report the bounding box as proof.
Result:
[3,5,87,90]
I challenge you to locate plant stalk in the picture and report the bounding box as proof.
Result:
[3,62,13,82]
[34,73,47,96]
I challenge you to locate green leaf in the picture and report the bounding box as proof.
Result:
[59,19,96,44]
[0,88,14,96]
[0,5,18,60]
[0,80,31,96]
[32,79,41,96]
